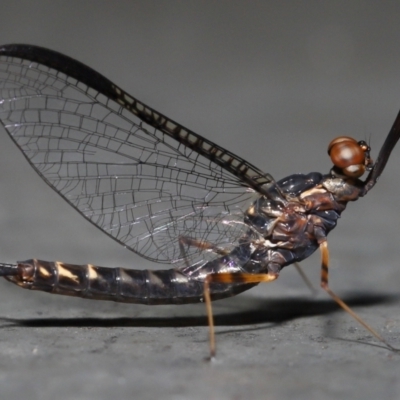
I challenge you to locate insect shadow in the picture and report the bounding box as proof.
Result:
[0,291,397,330]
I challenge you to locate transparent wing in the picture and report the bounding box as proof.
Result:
[0,44,279,266]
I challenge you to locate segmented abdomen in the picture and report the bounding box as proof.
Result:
[5,259,253,305]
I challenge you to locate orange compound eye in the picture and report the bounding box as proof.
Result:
[342,164,366,178]
[328,136,358,152]
[328,136,366,172]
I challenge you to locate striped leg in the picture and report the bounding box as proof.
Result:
[204,271,278,358]
[320,241,397,351]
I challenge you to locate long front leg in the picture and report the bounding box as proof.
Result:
[319,241,397,351]
[204,271,278,358]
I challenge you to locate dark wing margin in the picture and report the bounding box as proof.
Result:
[363,109,400,194]
[0,44,276,195]
[0,44,280,266]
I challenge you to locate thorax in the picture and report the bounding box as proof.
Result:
[244,172,364,250]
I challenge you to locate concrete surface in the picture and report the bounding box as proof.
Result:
[0,2,400,400]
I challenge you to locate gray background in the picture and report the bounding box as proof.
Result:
[0,1,400,399]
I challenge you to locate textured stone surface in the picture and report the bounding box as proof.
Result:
[0,2,400,399]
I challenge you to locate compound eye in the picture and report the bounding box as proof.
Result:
[342,164,366,178]
[328,136,366,178]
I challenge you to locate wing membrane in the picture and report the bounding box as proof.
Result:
[0,44,276,265]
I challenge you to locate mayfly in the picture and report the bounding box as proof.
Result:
[0,44,399,357]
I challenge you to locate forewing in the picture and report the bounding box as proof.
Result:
[0,44,275,265]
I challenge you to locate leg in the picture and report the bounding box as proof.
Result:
[0,263,19,276]
[319,241,397,351]
[179,236,230,268]
[293,262,317,295]
[204,271,278,358]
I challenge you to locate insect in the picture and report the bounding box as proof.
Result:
[0,44,399,357]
